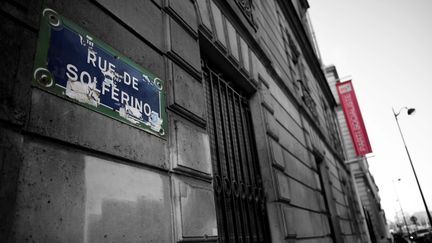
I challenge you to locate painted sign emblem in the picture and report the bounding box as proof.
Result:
[33,8,167,137]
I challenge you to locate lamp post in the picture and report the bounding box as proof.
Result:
[393,107,432,228]
[392,178,411,239]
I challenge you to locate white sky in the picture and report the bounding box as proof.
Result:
[308,0,432,222]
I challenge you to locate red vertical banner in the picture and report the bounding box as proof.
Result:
[337,80,372,156]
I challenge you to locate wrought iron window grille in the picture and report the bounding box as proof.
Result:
[203,61,270,243]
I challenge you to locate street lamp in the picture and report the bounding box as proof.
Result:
[392,178,411,238]
[393,107,432,228]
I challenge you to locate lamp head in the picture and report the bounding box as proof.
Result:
[393,107,416,117]
[407,108,416,115]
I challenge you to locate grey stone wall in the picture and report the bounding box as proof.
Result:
[1,0,217,242]
[1,0,367,242]
[249,0,366,242]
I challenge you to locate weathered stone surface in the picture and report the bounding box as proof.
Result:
[265,203,286,242]
[328,161,339,180]
[196,0,212,31]
[1,0,42,27]
[177,179,217,237]
[0,0,366,241]
[288,178,322,212]
[283,150,317,190]
[269,138,284,168]
[168,0,198,32]
[261,88,275,114]
[332,186,345,207]
[0,15,35,125]
[283,206,330,238]
[278,127,310,165]
[169,18,201,72]
[12,140,172,242]
[336,203,349,220]
[172,63,206,119]
[340,219,353,235]
[0,128,24,242]
[174,120,212,175]
[28,89,168,169]
[265,110,279,140]
[266,77,302,125]
[210,1,226,48]
[239,36,250,73]
[250,50,259,80]
[275,171,290,201]
[226,20,240,62]
[273,100,306,146]
[95,0,164,50]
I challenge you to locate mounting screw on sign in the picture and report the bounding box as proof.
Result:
[154,78,163,91]
[34,68,54,88]
[42,8,62,28]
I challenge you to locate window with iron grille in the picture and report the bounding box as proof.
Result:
[203,62,270,243]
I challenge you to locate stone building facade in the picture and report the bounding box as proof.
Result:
[1,0,367,242]
[325,65,390,243]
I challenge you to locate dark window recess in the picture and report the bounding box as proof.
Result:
[329,114,344,158]
[342,177,362,238]
[287,34,300,64]
[298,80,319,123]
[203,62,270,243]
[315,154,337,242]
[233,0,255,27]
[321,98,344,157]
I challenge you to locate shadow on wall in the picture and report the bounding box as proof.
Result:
[11,140,172,242]
[86,197,167,242]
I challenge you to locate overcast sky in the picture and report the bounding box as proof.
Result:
[308,0,432,223]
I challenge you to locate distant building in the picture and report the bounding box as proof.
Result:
[412,211,432,228]
[1,0,369,242]
[326,65,390,243]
